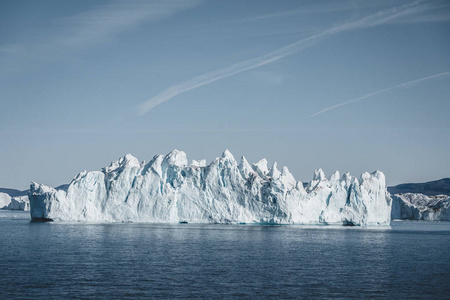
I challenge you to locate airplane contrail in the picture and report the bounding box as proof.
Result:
[138,1,434,115]
[309,71,450,118]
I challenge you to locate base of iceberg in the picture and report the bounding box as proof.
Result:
[391,193,450,221]
[29,150,391,225]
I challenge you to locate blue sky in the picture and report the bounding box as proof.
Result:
[1,0,449,189]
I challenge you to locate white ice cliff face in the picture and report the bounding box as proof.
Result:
[391,193,450,221]
[29,150,391,225]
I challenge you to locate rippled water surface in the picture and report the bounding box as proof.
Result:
[1,211,449,299]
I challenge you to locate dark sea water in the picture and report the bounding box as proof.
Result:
[1,211,449,299]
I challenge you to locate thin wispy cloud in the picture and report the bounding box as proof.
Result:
[58,0,202,48]
[252,1,450,25]
[392,6,450,23]
[224,1,389,24]
[309,71,450,118]
[0,0,202,77]
[1,0,202,54]
[138,1,437,115]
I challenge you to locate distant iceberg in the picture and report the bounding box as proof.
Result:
[0,193,10,209]
[29,150,391,225]
[392,193,449,221]
[1,192,30,211]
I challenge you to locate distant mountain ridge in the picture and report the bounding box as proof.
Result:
[0,188,28,197]
[388,178,450,196]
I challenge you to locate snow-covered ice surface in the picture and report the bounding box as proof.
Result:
[29,150,391,225]
[392,193,450,221]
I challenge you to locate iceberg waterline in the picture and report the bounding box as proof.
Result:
[29,150,391,225]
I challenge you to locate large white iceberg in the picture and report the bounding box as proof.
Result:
[29,150,391,225]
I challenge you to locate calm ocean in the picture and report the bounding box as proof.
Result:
[1,210,449,299]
